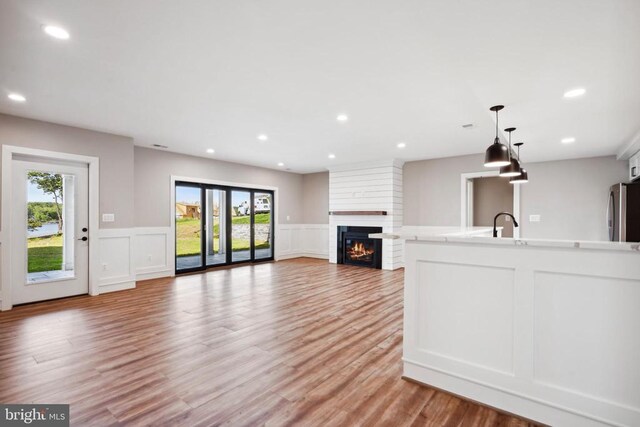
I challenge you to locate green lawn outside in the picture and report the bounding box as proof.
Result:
[28,234,63,273]
[176,215,271,257]
[232,213,270,225]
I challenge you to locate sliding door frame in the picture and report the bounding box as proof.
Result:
[173,177,276,274]
[174,181,206,274]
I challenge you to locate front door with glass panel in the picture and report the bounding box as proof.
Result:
[175,183,274,273]
[11,160,89,305]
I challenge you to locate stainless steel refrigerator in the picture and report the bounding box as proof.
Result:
[608,182,640,242]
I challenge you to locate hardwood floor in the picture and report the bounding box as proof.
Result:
[0,258,539,426]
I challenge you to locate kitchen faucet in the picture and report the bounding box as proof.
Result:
[493,212,519,237]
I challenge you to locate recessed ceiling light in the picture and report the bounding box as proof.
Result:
[563,88,586,98]
[277,162,284,167]
[561,137,576,144]
[397,142,406,149]
[206,148,215,154]
[336,114,348,122]
[8,93,26,102]
[43,25,70,40]
[328,153,336,159]
[257,134,268,141]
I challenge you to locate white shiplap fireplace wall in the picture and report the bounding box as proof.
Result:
[329,159,404,270]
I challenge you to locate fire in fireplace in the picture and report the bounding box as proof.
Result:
[346,241,375,262]
[337,226,382,269]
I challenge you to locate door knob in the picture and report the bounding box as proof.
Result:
[78,236,88,241]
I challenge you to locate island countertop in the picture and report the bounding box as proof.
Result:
[370,225,640,252]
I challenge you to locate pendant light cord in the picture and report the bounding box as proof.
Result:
[495,110,499,140]
[508,130,512,160]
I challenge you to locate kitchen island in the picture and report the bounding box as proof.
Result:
[371,228,640,427]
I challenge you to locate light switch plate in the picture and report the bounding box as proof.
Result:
[529,214,541,222]
[102,213,115,222]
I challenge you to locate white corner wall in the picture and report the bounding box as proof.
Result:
[328,160,404,270]
[277,224,329,260]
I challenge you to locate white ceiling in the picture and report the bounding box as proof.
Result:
[1,0,639,173]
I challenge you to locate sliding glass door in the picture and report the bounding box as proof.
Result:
[254,191,273,260]
[205,188,226,267]
[175,182,274,273]
[231,190,252,263]
[175,184,203,271]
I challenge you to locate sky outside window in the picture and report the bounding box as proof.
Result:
[28,181,57,203]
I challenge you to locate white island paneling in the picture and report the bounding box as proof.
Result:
[397,233,640,427]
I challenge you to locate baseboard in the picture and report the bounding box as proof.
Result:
[277,252,329,261]
[300,253,329,260]
[98,280,136,294]
[136,269,174,281]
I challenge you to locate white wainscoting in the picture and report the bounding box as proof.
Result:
[277,224,329,260]
[97,228,136,293]
[134,227,174,281]
[131,225,326,282]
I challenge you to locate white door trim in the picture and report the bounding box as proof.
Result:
[1,145,100,310]
[460,170,520,239]
[169,175,280,272]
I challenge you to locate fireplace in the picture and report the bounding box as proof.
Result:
[337,226,383,269]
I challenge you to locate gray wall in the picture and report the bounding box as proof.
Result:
[134,146,304,227]
[302,172,329,224]
[404,154,481,226]
[473,176,514,237]
[0,114,134,229]
[520,156,627,241]
[404,154,628,241]
[2,111,626,241]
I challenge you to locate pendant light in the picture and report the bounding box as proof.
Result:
[484,105,510,167]
[499,127,522,177]
[510,143,529,184]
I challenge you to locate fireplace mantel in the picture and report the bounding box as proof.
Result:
[329,211,388,216]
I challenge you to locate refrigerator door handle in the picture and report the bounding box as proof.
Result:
[607,190,615,241]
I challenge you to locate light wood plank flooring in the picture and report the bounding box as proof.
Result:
[0,258,540,426]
